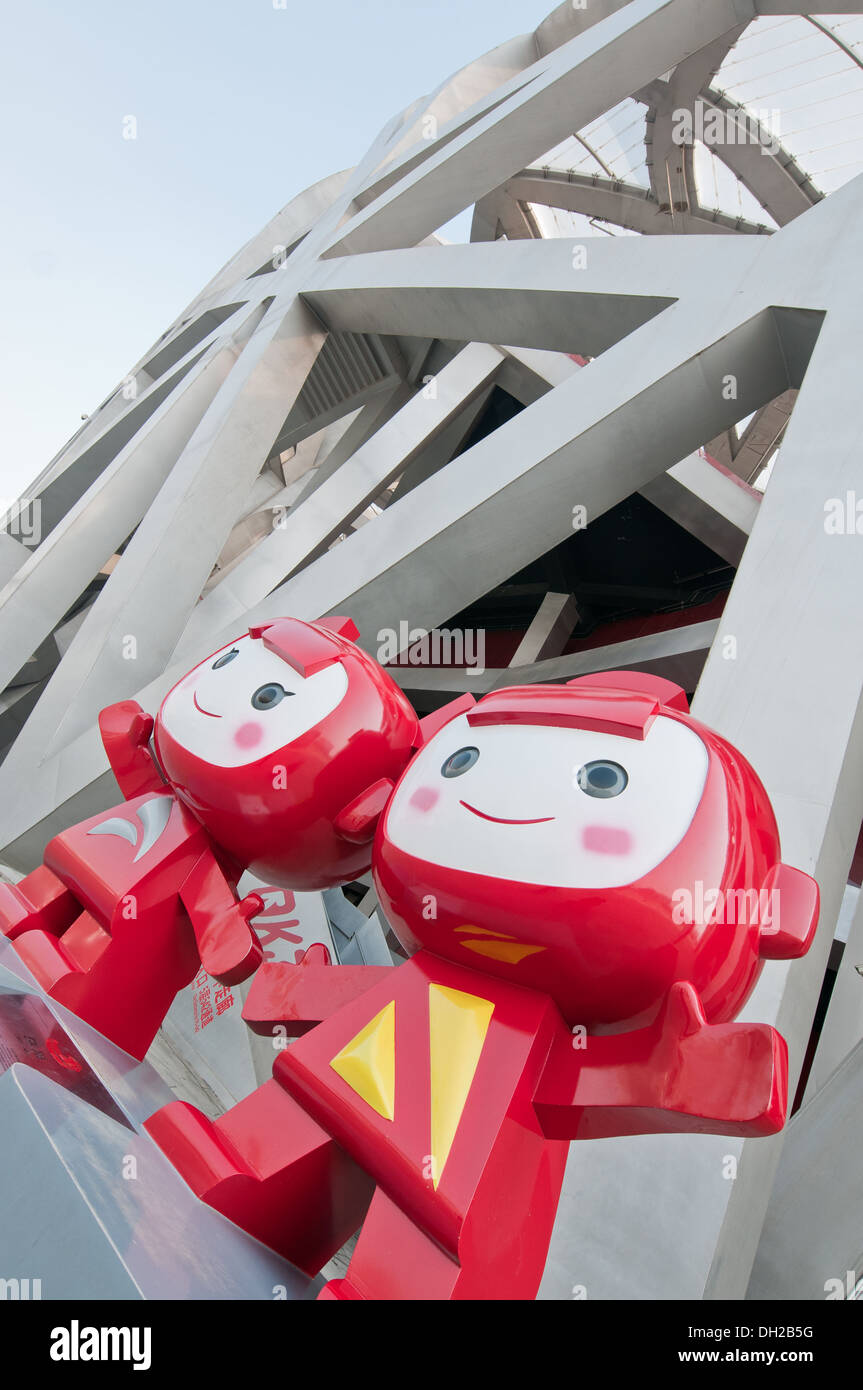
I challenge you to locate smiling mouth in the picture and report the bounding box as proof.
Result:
[193,692,221,718]
[459,800,554,826]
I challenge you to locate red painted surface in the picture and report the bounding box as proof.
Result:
[0,627,819,1296]
[0,619,418,1059]
[146,671,818,1299]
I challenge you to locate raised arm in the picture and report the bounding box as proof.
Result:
[99,700,165,800]
[534,981,787,1141]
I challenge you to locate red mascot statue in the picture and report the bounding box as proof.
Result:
[143,670,819,1299]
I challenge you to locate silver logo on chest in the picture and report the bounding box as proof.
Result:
[87,796,173,863]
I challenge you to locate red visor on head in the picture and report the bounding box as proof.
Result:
[467,684,660,740]
[248,616,360,679]
[566,670,690,713]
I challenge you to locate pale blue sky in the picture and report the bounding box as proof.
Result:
[0,0,554,500]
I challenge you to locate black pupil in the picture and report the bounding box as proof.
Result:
[213,648,238,669]
[588,765,618,789]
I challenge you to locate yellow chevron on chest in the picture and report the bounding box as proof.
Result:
[328,984,495,1185]
[329,1001,396,1121]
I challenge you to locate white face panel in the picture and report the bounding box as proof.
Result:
[159,633,348,769]
[385,711,709,889]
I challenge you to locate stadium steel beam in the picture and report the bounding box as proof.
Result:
[535,0,635,57]
[0,220,800,864]
[7,299,258,530]
[389,618,720,700]
[639,454,760,565]
[258,324,786,655]
[0,535,28,588]
[186,169,353,307]
[0,90,427,762]
[541,174,863,1299]
[510,593,581,667]
[0,180,828,839]
[0,320,261,698]
[757,0,861,15]
[491,344,761,562]
[329,0,856,262]
[322,0,763,258]
[471,190,540,243]
[489,170,770,237]
[747,1035,863,1300]
[292,384,418,503]
[499,619,721,694]
[3,298,327,761]
[636,27,819,236]
[706,390,795,478]
[803,889,863,1097]
[698,89,822,225]
[385,387,494,502]
[643,28,743,221]
[173,343,504,654]
[303,236,754,351]
[495,342,580,403]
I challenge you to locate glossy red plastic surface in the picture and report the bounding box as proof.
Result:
[5,792,209,1058]
[154,620,418,888]
[467,683,660,737]
[98,701,162,799]
[375,683,816,1028]
[144,1082,374,1275]
[145,671,819,1299]
[0,618,418,1057]
[243,957,393,1037]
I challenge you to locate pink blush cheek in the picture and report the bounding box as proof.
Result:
[409,786,440,813]
[234,721,264,750]
[582,825,633,856]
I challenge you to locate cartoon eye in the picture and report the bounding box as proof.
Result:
[212,648,239,670]
[441,746,480,778]
[576,760,628,799]
[251,683,291,711]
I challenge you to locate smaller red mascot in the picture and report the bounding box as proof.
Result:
[0,617,418,1059]
[144,671,819,1299]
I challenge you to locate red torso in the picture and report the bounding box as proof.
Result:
[274,951,570,1254]
[44,791,211,930]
